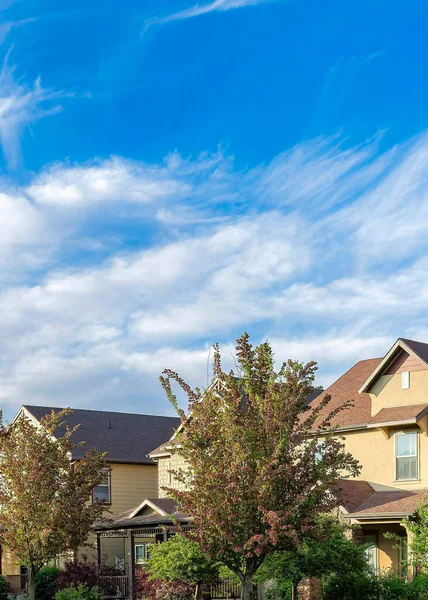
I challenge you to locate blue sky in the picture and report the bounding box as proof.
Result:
[1,0,428,421]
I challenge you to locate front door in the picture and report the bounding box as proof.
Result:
[363,534,379,572]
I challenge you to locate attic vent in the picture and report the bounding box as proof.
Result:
[402,371,410,390]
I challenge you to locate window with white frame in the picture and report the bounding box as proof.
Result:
[395,431,418,481]
[93,468,111,504]
[135,543,151,564]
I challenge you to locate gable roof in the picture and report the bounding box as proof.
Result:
[93,497,190,530]
[21,405,180,465]
[359,338,428,394]
[309,357,382,430]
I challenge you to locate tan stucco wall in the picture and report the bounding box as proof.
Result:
[370,370,428,416]
[340,426,428,488]
[157,454,188,497]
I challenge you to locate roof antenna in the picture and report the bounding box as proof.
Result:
[207,343,211,387]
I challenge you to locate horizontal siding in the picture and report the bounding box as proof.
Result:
[109,463,158,514]
[385,351,426,374]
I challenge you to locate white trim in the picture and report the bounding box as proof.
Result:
[394,430,419,482]
[128,498,168,519]
[358,339,428,394]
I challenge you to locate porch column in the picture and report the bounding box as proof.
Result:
[96,533,101,571]
[128,530,136,600]
[162,527,168,543]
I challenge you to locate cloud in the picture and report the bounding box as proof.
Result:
[142,0,273,36]
[0,49,69,168]
[3,131,428,420]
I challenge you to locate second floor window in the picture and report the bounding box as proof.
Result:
[396,431,418,481]
[93,469,111,504]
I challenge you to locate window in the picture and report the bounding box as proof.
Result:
[396,431,418,481]
[93,469,111,504]
[135,544,151,564]
[399,537,408,577]
[402,371,410,389]
[363,534,378,572]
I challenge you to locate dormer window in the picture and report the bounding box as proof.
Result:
[402,371,410,390]
[395,431,418,481]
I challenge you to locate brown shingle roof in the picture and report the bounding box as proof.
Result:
[349,489,426,517]
[333,479,375,512]
[309,358,382,429]
[368,404,428,426]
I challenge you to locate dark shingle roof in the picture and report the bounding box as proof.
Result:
[401,338,428,365]
[23,405,180,465]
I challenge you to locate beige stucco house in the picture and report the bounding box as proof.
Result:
[133,337,428,576]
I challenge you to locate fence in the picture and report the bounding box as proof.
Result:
[210,578,241,599]
[5,574,28,595]
[98,575,129,598]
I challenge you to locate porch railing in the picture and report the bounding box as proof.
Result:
[5,574,28,595]
[98,575,129,598]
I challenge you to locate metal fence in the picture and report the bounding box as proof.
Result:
[98,575,129,598]
[210,578,241,599]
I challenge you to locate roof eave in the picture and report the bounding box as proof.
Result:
[359,338,428,394]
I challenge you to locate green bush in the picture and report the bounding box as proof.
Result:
[35,566,62,600]
[0,575,9,600]
[322,572,428,600]
[55,584,103,600]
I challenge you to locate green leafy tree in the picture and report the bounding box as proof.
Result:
[255,520,369,599]
[0,409,107,600]
[147,535,219,597]
[160,333,360,600]
[384,494,428,575]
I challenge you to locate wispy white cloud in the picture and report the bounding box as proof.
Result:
[0,49,69,168]
[3,131,428,419]
[142,0,272,36]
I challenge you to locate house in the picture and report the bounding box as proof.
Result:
[96,337,428,581]
[1,405,180,581]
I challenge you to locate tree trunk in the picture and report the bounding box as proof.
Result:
[240,576,254,600]
[27,564,37,600]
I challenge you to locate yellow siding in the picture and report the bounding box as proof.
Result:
[1,548,21,575]
[108,463,158,514]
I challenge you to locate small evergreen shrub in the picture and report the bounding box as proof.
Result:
[35,566,62,600]
[0,575,9,600]
[55,584,103,600]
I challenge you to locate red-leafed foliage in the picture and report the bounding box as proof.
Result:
[160,333,361,600]
[134,569,194,600]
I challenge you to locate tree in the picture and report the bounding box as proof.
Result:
[255,519,369,599]
[0,409,107,600]
[160,333,360,600]
[385,494,428,575]
[147,535,219,598]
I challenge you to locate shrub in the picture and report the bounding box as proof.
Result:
[35,567,62,600]
[134,569,194,600]
[0,575,9,600]
[56,558,98,591]
[55,584,103,600]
